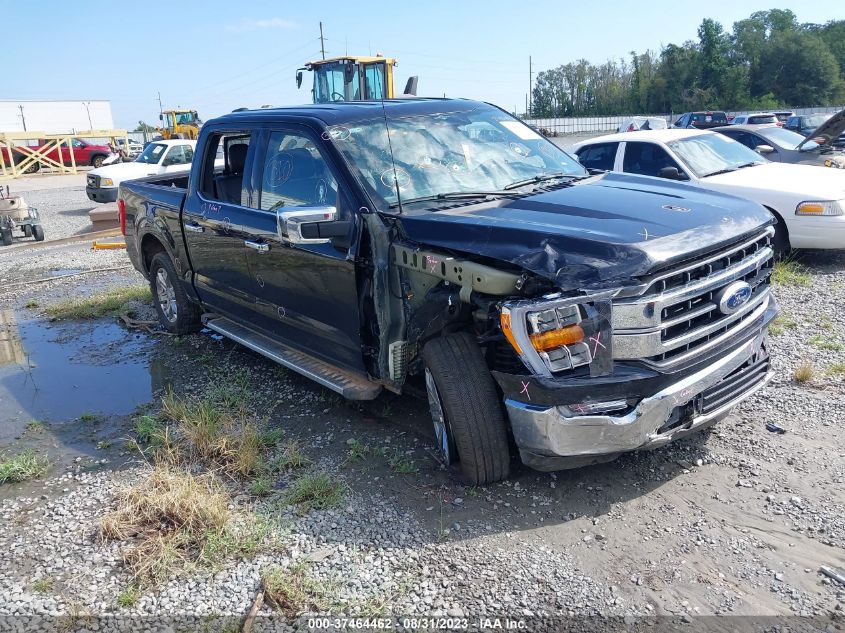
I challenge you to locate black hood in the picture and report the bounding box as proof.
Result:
[797,108,845,150]
[397,172,773,290]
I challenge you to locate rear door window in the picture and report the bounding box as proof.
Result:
[198,132,253,206]
[576,142,618,171]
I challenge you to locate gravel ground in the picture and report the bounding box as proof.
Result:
[0,184,843,629]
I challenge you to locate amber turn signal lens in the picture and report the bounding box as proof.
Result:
[500,309,522,355]
[530,324,585,351]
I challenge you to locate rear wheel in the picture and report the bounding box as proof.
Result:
[421,332,511,485]
[1,228,12,246]
[149,252,201,334]
[32,224,45,241]
[23,224,32,237]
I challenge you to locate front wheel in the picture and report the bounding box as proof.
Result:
[1,228,11,246]
[421,332,511,485]
[91,155,105,168]
[32,224,45,242]
[149,252,201,334]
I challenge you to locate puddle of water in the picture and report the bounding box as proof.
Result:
[0,311,170,443]
[50,268,85,278]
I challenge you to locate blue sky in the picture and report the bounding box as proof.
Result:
[5,0,845,129]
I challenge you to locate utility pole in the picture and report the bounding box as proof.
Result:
[528,55,533,119]
[18,104,26,131]
[319,22,326,60]
[82,101,93,130]
[157,91,163,116]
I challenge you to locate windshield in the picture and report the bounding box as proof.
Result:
[330,105,587,209]
[805,114,831,128]
[135,143,167,165]
[759,127,818,150]
[313,61,360,103]
[668,133,766,177]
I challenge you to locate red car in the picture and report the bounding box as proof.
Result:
[3,138,111,173]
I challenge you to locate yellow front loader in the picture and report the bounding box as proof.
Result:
[157,109,202,140]
[296,55,418,103]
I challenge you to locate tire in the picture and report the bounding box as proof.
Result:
[23,224,32,237]
[22,161,40,174]
[32,224,45,242]
[421,332,511,485]
[1,228,12,246]
[90,155,106,168]
[770,211,790,258]
[149,252,202,335]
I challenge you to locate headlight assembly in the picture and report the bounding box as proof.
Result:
[101,178,114,187]
[500,291,616,377]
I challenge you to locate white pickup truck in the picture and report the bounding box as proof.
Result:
[86,140,198,203]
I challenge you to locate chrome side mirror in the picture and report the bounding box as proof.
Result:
[277,206,337,244]
[755,144,775,155]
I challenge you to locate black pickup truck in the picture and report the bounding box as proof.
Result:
[119,98,777,484]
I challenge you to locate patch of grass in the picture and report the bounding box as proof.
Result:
[262,563,340,617]
[0,450,50,484]
[196,353,213,365]
[270,440,311,472]
[343,439,370,466]
[159,391,262,477]
[201,513,286,565]
[283,471,344,513]
[31,578,54,594]
[24,298,39,309]
[387,450,418,475]
[24,420,44,434]
[101,466,230,585]
[819,315,835,331]
[794,363,815,383]
[116,585,140,608]
[45,285,152,320]
[772,259,811,287]
[827,363,845,377]
[80,412,100,423]
[96,440,111,450]
[768,314,797,336]
[249,476,273,497]
[809,335,844,352]
[134,415,164,445]
[259,427,285,448]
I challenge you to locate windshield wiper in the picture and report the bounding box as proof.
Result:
[503,172,579,190]
[388,191,511,209]
[703,162,760,178]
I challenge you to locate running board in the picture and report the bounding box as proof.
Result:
[203,316,382,400]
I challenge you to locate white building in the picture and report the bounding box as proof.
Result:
[0,100,114,133]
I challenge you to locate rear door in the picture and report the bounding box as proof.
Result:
[575,142,619,171]
[181,128,258,321]
[160,144,194,174]
[237,125,364,371]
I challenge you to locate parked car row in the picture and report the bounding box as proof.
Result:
[572,109,845,253]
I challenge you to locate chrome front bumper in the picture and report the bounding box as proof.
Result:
[505,329,772,471]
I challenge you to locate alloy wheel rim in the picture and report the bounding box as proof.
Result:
[424,368,452,464]
[155,268,178,323]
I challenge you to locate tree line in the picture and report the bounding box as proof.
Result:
[530,9,845,118]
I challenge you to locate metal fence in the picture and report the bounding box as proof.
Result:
[525,105,845,136]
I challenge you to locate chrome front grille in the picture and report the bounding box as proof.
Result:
[87,174,99,188]
[612,227,774,369]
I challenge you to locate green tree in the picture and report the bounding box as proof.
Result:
[757,30,842,105]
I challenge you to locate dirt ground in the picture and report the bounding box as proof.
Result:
[0,179,843,629]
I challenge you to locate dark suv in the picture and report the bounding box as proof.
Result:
[672,111,729,130]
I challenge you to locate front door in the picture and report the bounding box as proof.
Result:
[239,127,364,372]
[181,129,257,321]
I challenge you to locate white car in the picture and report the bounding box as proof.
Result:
[572,129,845,251]
[730,113,779,126]
[86,140,198,203]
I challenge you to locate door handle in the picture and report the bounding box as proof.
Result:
[184,222,204,233]
[245,240,270,253]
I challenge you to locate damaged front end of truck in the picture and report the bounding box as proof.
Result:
[328,99,777,477]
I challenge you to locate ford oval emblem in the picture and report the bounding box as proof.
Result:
[717,281,752,315]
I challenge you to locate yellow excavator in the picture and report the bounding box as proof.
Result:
[156,109,202,140]
[296,55,418,103]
